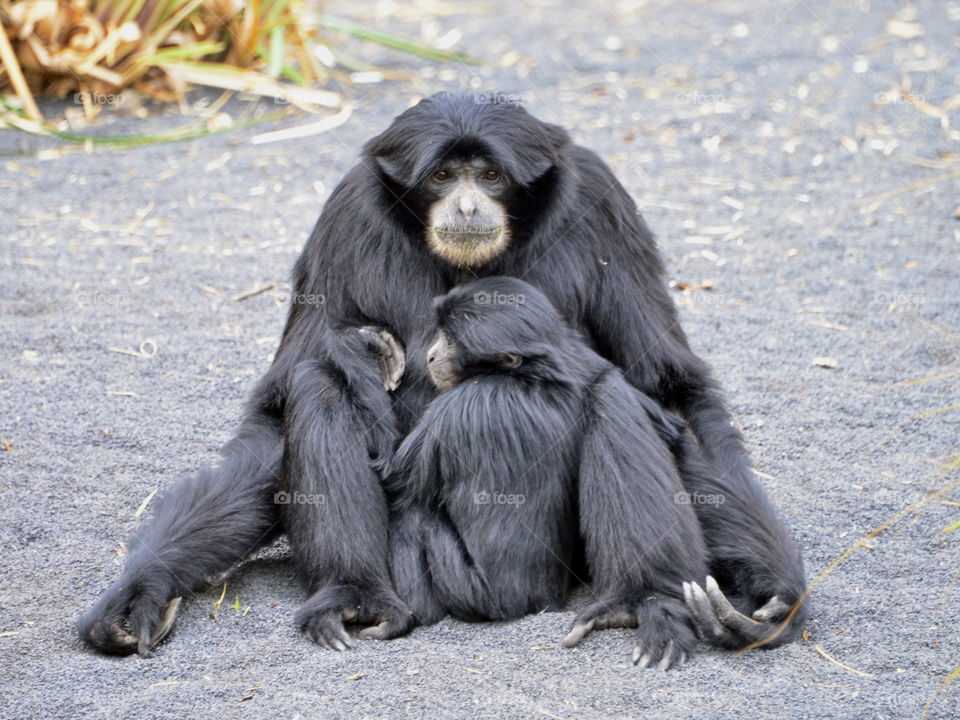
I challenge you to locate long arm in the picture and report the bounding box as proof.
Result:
[77,284,332,655]
[565,370,707,668]
[583,192,808,646]
[281,329,413,649]
[78,397,284,655]
[79,168,429,655]
[672,424,807,647]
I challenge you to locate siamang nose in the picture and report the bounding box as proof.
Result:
[458,195,477,220]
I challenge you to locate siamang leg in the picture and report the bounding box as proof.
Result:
[673,427,807,648]
[387,505,446,626]
[78,408,283,656]
[390,502,514,624]
[282,354,413,649]
[673,365,808,647]
[422,509,508,621]
[564,378,707,670]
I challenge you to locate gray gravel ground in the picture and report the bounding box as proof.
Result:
[2,0,959,718]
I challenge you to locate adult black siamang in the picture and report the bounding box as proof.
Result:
[79,91,807,659]
[389,276,709,668]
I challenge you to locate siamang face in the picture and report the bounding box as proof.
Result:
[426,329,521,391]
[365,92,572,268]
[425,331,461,390]
[424,157,511,269]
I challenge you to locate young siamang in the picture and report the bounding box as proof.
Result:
[79,91,807,657]
[387,277,707,668]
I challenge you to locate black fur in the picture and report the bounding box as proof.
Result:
[387,278,707,664]
[79,91,806,655]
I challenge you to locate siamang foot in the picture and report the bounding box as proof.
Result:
[356,326,405,391]
[78,574,182,656]
[563,595,696,670]
[563,604,638,645]
[683,576,797,650]
[295,584,414,650]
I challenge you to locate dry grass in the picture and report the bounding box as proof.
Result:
[0,0,476,123]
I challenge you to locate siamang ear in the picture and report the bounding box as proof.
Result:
[501,353,522,369]
[528,121,571,178]
[365,142,424,186]
[363,124,422,186]
[369,145,442,188]
[492,119,571,186]
[371,154,408,185]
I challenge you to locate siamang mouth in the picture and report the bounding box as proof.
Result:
[435,226,502,242]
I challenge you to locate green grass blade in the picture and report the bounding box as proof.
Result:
[0,92,283,150]
[253,44,305,84]
[145,41,226,64]
[269,26,284,77]
[279,64,304,84]
[261,0,294,29]
[48,111,283,148]
[317,15,480,65]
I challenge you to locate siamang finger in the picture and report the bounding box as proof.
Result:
[353,615,396,640]
[148,597,181,651]
[334,623,353,649]
[357,326,405,391]
[304,612,352,650]
[104,623,139,654]
[594,608,638,630]
[631,639,678,670]
[79,578,141,655]
[684,581,739,648]
[632,643,653,668]
[79,600,142,655]
[312,626,349,651]
[360,606,415,640]
[376,330,406,391]
[704,576,771,641]
[308,631,338,650]
[656,640,677,671]
[562,618,596,647]
[357,621,392,640]
[130,593,176,657]
[752,595,792,622]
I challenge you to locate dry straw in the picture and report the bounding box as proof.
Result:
[0,0,475,123]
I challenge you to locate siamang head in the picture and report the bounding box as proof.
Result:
[364,91,570,268]
[426,277,569,390]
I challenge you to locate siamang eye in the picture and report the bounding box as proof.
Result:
[433,169,451,181]
[481,169,501,182]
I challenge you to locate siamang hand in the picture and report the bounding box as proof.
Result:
[563,594,697,670]
[353,326,405,391]
[295,583,414,650]
[683,576,797,649]
[78,573,182,656]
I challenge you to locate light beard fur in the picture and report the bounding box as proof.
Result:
[426,227,511,268]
